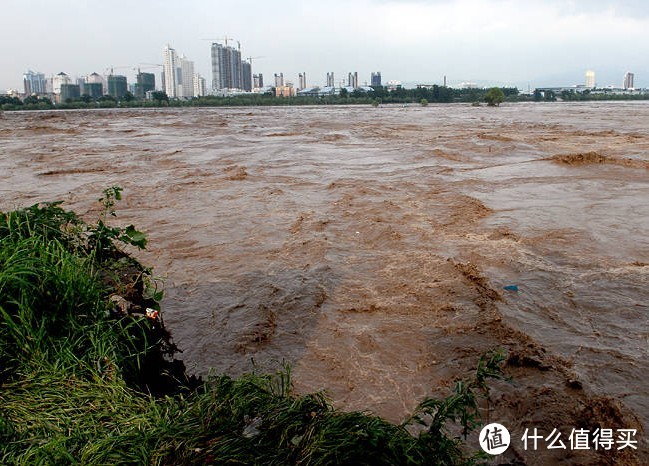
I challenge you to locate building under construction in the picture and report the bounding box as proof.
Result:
[210,40,252,92]
[135,72,155,98]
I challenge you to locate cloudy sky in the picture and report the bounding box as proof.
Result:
[2,0,648,91]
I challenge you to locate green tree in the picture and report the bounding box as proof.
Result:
[544,90,556,102]
[484,87,505,106]
[150,91,169,105]
[23,95,39,105]
[420,98,428,106]
[370,85,388,99]
[0,96,22,106]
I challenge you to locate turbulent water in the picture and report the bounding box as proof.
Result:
[1,102,648,464]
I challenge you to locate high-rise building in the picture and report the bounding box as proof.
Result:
[347,72,358,88]
[241,61,252,91]
[179,55,195,98]
[298,72,307,90]
[163,44,179,98]
[52,72,71,95]
[585,70,596,89]
[274,73,284,87]
[211,42,244,90]
[85,82,103,99]
[326,72,334,87]
[86,72,106,95]
[23,70,47,95]
[163,45,198,98]
[107,75,128,98]
[371,71,381,87]
[193,73,207,97]
[623,72,634,90]
[60,84,81,101]
[253,73,263,89]
[210,43,222,90]
[135,72,155,98]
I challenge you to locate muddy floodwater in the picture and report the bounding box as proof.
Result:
[1,102,648,464]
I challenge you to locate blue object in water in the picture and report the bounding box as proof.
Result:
[503,285,519,292]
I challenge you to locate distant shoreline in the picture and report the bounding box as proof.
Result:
[4,85,649,112]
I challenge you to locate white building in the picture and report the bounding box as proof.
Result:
[193,73,207,97]
[86,72,106,94]
[623,71,634,90]
[179,55,195,98]
[52,72,71,95]
[162,45,178,98]
[163,45,198,99]
[585,70,596,89]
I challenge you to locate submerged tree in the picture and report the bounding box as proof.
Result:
[484,87,505,106]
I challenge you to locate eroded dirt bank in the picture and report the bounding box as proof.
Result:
[1,102,648,464]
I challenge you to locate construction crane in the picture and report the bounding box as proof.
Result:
[105,65,132,76]
[201,35,234,47]
[246,56,265,66]
[136,63,163,74]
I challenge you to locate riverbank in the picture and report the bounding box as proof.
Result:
[3,87,649,112]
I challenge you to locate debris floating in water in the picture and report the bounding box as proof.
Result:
[503,285,519,292]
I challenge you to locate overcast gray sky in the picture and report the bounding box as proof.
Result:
[3,0,648,91]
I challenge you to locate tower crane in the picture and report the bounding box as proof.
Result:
[136,63,163,74]
[105,65,132,76]
[246,56,265,66]
[201,35,234,47]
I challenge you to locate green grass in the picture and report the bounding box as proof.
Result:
[0,195,505,465]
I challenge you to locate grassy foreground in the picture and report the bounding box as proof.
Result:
[0,190,505,465]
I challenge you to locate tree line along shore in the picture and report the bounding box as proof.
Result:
[3,85,649,111]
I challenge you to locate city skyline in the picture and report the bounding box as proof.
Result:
[2,0,649,92]
[14,64,642,99]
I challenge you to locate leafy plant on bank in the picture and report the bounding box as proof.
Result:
[0,189,164,387]
[89,186,147,259]
[0,187,147,261]
[404,349,506,464]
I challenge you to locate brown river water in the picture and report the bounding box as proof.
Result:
[1,103,648,464]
